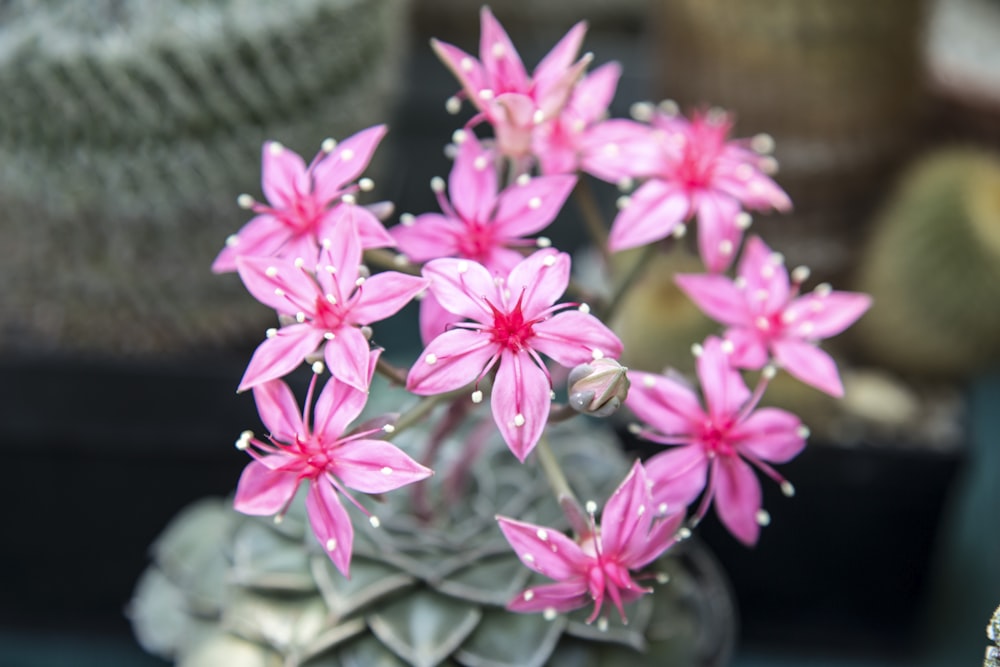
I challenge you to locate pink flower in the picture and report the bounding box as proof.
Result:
[406,249,623,461]
[233,363,433,577]
[604,110,792,272]
[432,7,591,160]
[531,62,623,176]
[626,336,806,546]
[675,235,872,396]
[497,461,683,623]
[391,134,576,272]
[212,125,395,273]
[236,228,428,392]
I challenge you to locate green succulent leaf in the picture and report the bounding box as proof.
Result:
[179,631,283,667]
[455,605,567,667]
[367,590,482,667]
[311,555,417,621]
[128,567,218,659]
[435,554,531,606]
[231,518,315,592]
[224,590,329,657]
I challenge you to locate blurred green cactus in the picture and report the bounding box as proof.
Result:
[0,0,407,354]
[849,149,1000,377]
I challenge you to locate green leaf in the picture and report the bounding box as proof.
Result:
[435,554,531,606]
[455,606,567,667]
[231,519,315,592]
[367,589,482,667]
[311,555,417,621]
[224,590,329,656]
[179,632,283,667]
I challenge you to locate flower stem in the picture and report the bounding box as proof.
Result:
[535,434,580,509]
[572,178,611,267]
[364,248,422,276]
[599,243,659,323]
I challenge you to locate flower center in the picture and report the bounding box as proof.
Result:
[313,295,347,332]
[700,418,736,457]
[486,291,535,351]
[456,221,497,264]
[277,191,325,236]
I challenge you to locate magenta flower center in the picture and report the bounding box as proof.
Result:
[486,292,536,351]
[699,418,737,457]
[456,221,498,264]
[275,191,326,236]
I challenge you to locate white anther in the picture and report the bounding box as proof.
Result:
[268,141,283,155]
[311,361,325,375]
[762,364,777,380]
[236,193,255,210]
[524,590,535,600]
[452,129,467,145]
[797,425,811,439]
[513,414,526,427]
[543,608,558,621]
[516,173,531,187]
[359,177,374,192]
[781,481,796,497]
[691,343,704,357]
[369,516,381,528]
[491,42,505,58]
[326,538,338,551]
[430,176,446,193]
[578,303,591,314]
[536,236,552,248]
[616,195,631,210]
[591,349,604,360]
[719,239,734,256]
[425,353,438,365]
[523,554,535,564]
[533,109,546,125]
[656,572,670,584]
[471,390,484,404]
[672,224,688,238]
[473,155,489,171]
[445,96,462,114]
[658,99,679,116]
[677,527,692,540]
[617,177,634,192]
[342,193,357,206]
[760,156,779,175]
[479,89,495,101]
[736,212,753,230]
[721,339,735,354]
[265,327,277,339]
[756,509,771,526]
[340,148,355,161]
[814,283,832,297]
[585,500,598,514]
[456,260,469,273]
[381,466,393,475]
[643,376,656,388]
[273,288,285,297]
[528,196,542,210]
[536,529,549,541]
[597,617,609,632]
[295,312,307,323]
[542,254,556,267]
[274,514,284,525]
[630,101,655,121]
[791,266,811,284]
[751,133,775,154]
[382,424,396,434]
[321,137,337,153]
[265,266,279,277]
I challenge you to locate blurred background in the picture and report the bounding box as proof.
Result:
[0,0,998,665]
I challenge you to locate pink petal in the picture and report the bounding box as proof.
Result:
[696,337,752,421]
[599,461,652,559]
[314,215,362,293]
[418,291,461,346]
[569,62,621,124]
[211,214,288,273]
[723,328,771,369]
[771,339,845,397]
[236,256,319,316]
[390,213,464,263]
[694,192,743,273]
[234,461,301,516]
[625,370,703,436]
[491,350,551,461]
[323,202,396,251]
[261,142,307,208]
[492,174,576,238]
[507,581,589,615]
[406,328,498,395]
[450,136,498,223]
[736,236,789,313]
[580,119,659,183]
[784,291,872,340]
[251,379,305,442]
[423,257,497,322]
[532,21,586,86]
[674,273,750,328]
[239,325,325,392]
[531,310,623,366]
[733,407,807,464]
[311,125,388,202]
[313,374,368,439]
[607,180,690,252]
[713,457,763,546]
[350,272,429,325]
[505,249,569,318]
[430,40,487,107]
[496,515,588,580]
[324,326,373,392]
[332,439,433,493]
[307,479,354,576]
[478,7,529,95]
[630,511,685,569]
[645,446,709,510]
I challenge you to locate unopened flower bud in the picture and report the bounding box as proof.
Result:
[567,358,630,418]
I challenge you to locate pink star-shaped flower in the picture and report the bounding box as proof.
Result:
[432,7,591,160]
[391,134,575,271]
[626,336,807,546]
[497,461,683,623]
[212,125,395,273]
[406,249,623,462]
[233,362,433,577]
[531,61,622,176]
[604,110,792,272]
[236,227,428,392]
[675,235,872,396]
